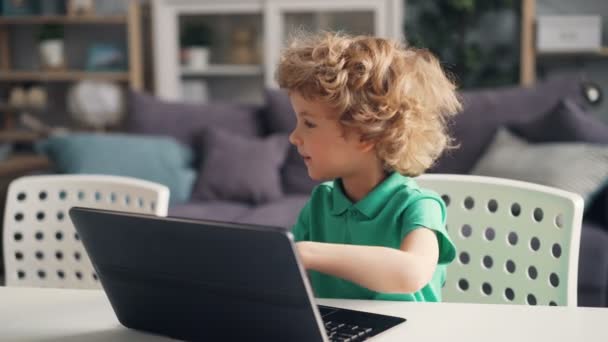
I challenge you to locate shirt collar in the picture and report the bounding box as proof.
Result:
[330,172,413,218]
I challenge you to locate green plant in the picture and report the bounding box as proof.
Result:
[180,23,213,47]
[405,0,520,89]
[37,24,64,42]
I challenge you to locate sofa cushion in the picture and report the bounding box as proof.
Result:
[36,133,196,203]
[234,194,309,228]
[471,128,608,204]
[191,128,290,205]
[510,99,608,144]
[263,88,320,194]
[169,201,251,222]
[128,90,262,147]
[431,76,591,174]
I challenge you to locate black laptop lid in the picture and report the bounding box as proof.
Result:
[69,207,326,341]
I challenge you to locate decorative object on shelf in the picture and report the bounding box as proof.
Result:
[180,23,213,70]
[20,112,69,137]
[230,26,259,65]
[5,85,46,106]
[67,80,124,131]
[67,0,94,16]
[37,23,65,70]
[8,86,27,108]
[537,16,602,53]
[26,85,47,109]
[1,0,39,16]
[86,43,126,71]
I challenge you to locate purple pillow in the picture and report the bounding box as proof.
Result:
[191,128,290,204]
[430,75,591,174]
[509,99,608,144]
[128,91,262,147]
[263,88,320,194]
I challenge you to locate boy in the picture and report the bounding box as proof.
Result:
[277,32,462,301]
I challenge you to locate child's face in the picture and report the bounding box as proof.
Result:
[288,91,372,181]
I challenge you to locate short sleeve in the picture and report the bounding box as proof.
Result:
[400,196,456,265]
[292,199,311,242]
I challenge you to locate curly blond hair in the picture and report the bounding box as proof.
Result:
[276,31,462,176]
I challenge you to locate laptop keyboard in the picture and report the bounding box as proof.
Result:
[323,320,373,341]
[318,305,405,341]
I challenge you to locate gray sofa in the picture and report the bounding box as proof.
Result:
[126,75,608,307]
[4,76,603,306]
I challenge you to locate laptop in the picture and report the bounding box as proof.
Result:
[69,207,406,341]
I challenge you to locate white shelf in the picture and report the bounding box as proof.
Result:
[181,65,264,77]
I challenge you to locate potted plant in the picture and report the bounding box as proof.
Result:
[180,23,213,70]
[37,23,65,70]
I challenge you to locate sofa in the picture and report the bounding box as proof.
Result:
[10,76,608,307]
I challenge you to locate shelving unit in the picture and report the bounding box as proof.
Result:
[0,2,142,88]
[181,64,264,77]
[0,70,130,82]
[520,0,607,85]
[0,15,127,25]
[152,0,403,104]
[0,0,143,132]
[537,47,608,58]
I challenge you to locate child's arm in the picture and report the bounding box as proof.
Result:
[296,227,439,294]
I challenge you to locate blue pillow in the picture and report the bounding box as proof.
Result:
[36,133,196,203]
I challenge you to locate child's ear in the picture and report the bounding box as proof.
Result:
[357,138,375,153]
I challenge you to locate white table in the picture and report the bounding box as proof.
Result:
[1,286,608,341]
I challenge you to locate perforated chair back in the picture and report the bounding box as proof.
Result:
[416,174,583,306]
[3,175,170,289]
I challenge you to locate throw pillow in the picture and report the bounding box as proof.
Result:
[191,128,291,204]
[510,99,608,144]
[36,133,196,203]
[128,90,262,147]
[431,75,592,174]
[471,128,608,204]
[262,88,320,194]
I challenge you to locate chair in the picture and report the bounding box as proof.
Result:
[416,174,583,307]
[2,175,170,289]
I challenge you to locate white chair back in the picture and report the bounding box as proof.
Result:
[3,175,169,289]
[416,174,583,306]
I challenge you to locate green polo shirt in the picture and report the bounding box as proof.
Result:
[292,172,456,302]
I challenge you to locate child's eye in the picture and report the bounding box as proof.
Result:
[304,120,316,128]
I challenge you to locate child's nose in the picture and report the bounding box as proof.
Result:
[289,130,301,146]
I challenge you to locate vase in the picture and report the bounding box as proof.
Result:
[39,39,65,70]
[183,46,210,70]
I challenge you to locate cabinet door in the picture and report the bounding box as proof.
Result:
[264,0,402,88]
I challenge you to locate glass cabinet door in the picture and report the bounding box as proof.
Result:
[283,11,376,41]
[178,12,264,104]
[264,0,395,88]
